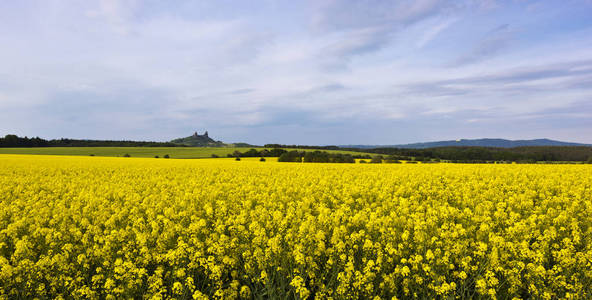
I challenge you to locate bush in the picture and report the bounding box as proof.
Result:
[304,151,329,163]
[260,157,266,162]
[242,149,260,157]
[235,157,241,161]
[154,155,159,158]
[123,153,131,157]
[268,148,287,157]
[359,160,367,164]
[330,154,355,163]
[278,151,303,162]
[89,154,95,156]
[384,159,401,164]
[163,154,170,159]
[211,154,219,158]
[370,155,383,164]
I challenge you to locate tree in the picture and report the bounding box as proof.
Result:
[384,159,400,163]
[3,134,20,147]
[260,157,266,162]
[268,148,287,157]
[278,151,302,162]
[242,149,260,157]
[587,156,592,164]
[164,154,170,158]
[370,155,383,164]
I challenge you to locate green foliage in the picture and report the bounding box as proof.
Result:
[370,155,383,164]
[277,150,355,164]
[231,148,288,158]
[384,155,401,163]
[356,146,592,162]
[163,154,170,159]
[384,159,400,164]
[278,151,303,162]
[303,151,330,163]
[259,157,266,162]
[123,153,131,157]
[0,134,48,147]
[242,149,261,157]
[0,134,181,147]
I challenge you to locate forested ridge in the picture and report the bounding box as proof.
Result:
[0,134,183,147]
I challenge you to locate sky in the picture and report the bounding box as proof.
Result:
[1,0,592,145]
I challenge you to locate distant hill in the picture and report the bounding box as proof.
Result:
[343,138,591,149]
[230,142,260,147]
[170,131,226,147]
[170,131,257,147]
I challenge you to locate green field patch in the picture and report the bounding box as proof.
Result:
[0,147,372,159]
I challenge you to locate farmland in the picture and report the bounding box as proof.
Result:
[0,147,370,159]
[1,154,591,298]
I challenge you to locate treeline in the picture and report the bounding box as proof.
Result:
[225,148,288,158]
[0,135,183,147]
[264,144,340,150]
[226,149,360,163]
[345,146,592,162]
[278,150,355,163]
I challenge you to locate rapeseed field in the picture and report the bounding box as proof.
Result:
[1,154,591,299]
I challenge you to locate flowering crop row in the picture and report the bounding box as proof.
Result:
[1,155,591,299]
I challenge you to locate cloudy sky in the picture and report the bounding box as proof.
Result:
[1,0,591,145]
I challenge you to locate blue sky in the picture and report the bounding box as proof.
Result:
[1,0,591,145]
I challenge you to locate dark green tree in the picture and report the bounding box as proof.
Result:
[370,155,383,164]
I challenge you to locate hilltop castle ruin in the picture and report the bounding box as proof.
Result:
[192,131,208,138]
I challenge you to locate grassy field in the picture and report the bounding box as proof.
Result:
[0,147,372,159]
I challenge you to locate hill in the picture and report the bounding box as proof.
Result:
[343,138,591,149]
[170,131,226,147]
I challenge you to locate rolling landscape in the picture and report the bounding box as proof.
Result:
[344,138,592,149]
[1,1,592,299]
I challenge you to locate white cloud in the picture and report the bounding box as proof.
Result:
[416,18,457,48]
[0,0,591,144]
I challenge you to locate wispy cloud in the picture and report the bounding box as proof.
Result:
[453,24,514,65]
[416,18,457,48]
[0,0,591,144]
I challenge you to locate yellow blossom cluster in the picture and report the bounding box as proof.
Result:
[1,154,591,299]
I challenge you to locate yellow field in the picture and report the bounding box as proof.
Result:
[1,155,591,299]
